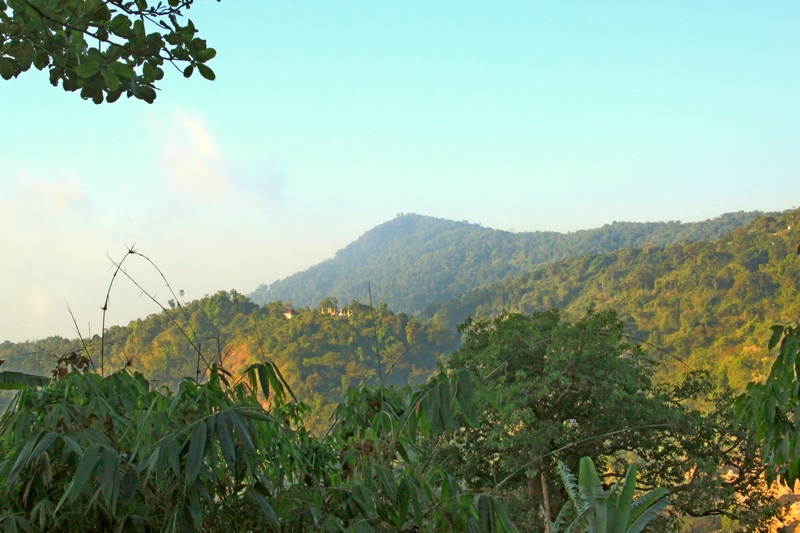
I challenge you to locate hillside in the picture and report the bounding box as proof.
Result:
[428,209,800,390]
[0,293,457,430]
[250,211,763,315]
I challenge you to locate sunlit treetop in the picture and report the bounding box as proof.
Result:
[0,0,217,103]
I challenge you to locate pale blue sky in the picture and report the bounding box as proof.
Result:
[1,1,798,341]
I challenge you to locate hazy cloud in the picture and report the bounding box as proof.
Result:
[160,110,234,205]
[0,173,93,223]
[158,110,285,207]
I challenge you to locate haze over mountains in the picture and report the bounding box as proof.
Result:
[250,211,763,314]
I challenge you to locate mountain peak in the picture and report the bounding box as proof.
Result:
[250,210,764,314]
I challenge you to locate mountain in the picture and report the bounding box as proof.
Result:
[0,293,458,431]
[250,211,763,314]
[428,209,800,390]
[4,208,797,427]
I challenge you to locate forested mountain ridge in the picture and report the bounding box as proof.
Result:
[250,211,763,315]
[428,209,800,390]
[0,293,457,431]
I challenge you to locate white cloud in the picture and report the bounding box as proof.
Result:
[159,110,234,205]
[157,109,285,207]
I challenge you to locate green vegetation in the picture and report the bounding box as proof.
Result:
[550,457,669,533]
[0,291,457,432]
[433,310,779,532]
[737,313,800,487]
[0,0,216,103]
[3,208,799,531]
[0,358,519,532]
[251,211,763,316]
[431,209,800,391]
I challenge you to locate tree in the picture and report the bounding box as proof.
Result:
[436,309,783,532]
[0,0,217,103]
[737,319,800,485]
[734,247,800,487]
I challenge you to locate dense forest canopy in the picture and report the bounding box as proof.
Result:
[250,211,763,316]
[0,292,458,432]
[430,209,800,391]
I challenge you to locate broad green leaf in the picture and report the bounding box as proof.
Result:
[185,420,207,490]
[579,457,607,533]
[67,442,102,502]
[0,57,14,80]
[628,487,669,525]
[75,62,102,78]
[197,48,216,61]
[107,62,134,78]
[29,432,59,463]
[769,326,786,351]
[456,369,478,427]
[228,409,255,454]
[0,371,49,390]
[216,412,236,470]
[477,495,495,533]
[103,71,121,92]
[119,466,139,507]
[257,364,271,401]
[610,465,637,533]
[8,431,43,483]
[167,438,181,478]
[97,449,118,507]
[252,491,281,529]
[197,64,215,81]
[626,496,670,533]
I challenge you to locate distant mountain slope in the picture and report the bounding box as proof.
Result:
[428,209,800,389]
[251,211,763,314]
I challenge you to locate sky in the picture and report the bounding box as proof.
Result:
[1,1,799,342]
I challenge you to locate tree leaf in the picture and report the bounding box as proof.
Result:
[29,432,59,463]
[119,466,139,507]
[103,71,121,92]
[107,62,134,78]
[0,57,14,80]
[228,409,256,454]
[197,48,216,61]
[8,431,43,483]
[136,86,157,103]
[252,491,281,529]
[216,412,236,471]
[67,442,102,502]
[75,61,101,78]
[185,420,207,490]
[97,449,118,507]
[257,364,271,402]
[197,64,215,80]
[769,326,786,351]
